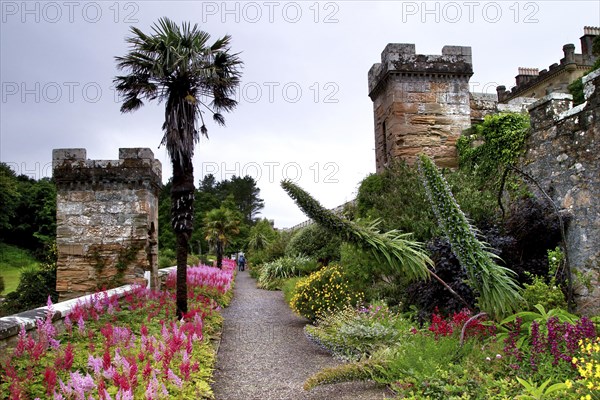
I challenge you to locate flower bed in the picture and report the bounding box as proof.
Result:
[1,260,235,399]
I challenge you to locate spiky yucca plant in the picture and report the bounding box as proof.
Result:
[280,180,432,282]
[418,154,522,319]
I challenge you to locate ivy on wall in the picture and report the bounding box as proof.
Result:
[456,112,530,184]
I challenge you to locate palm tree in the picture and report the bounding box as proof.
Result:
[114,18,242,318]
[204,207,240,269]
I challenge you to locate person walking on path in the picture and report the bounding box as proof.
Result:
[237,253,246,271]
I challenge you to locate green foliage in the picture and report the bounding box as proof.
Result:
[247,219,276,251]
[257,255,318,290]
[0,242,40,294]
[159,248,177,268]
[445,169,499,226]
[457,112,530,185]
[0,264,58,316]
[418,154,522,319]
[290,265,363,322]
[519,247,567,311]
[281,180,432,282]
[282,277,302,305]
[0,165,57,256]
[204,206,241,268]
[285,223,341,264]
[515,377,568,399]
[0,275,4,295]
[304,360,375,391]
[568,77,586,106]
[521,275,567,312]
[356,162,438,241]
[339,243,408,308]
[304,304,410,361]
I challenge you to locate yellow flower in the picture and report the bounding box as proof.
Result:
[565,380,573,389]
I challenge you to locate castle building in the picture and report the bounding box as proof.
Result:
[497,26,599,102]
[369,27,599,172]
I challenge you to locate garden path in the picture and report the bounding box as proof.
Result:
[212,270,390,400]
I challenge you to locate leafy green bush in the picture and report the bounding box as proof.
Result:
[290,265,363,322]
[0,265,58,316]
[285,223,341,264]
[304,303,409,361]
[282,277,302,305]
[355,162,437,241]
[521,275,567,311]
[257,255,318,290]
[339,243,408,308]
[158,248,176,268]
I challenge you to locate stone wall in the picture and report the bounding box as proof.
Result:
[368,44,473,171]
[521,69,600,315]
[53,148,162,300]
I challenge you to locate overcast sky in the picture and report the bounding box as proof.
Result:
[1,1,598,228]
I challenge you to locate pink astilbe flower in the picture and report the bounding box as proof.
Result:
[77,315,86,334]
[88,355,104,376]
[43,366,58,396]
[167,368,183,389]
[57,371,96,400]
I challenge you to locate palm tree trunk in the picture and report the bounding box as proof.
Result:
[216,241,223,269]
[171,158,195,319]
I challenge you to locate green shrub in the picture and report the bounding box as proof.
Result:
[339,243,408,308]
[282,277,302,305]
[290,265,363,322]
[187,253,200,266]
[158,248,176,268]
[304,303,409,361]
[285,223,341,264]
[0,265,58,316]
[355,162,437,241]
[521,275,567,311]
[257,255,318,290]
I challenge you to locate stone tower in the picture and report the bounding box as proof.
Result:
[368,44,473,171]
[53,148,162,300]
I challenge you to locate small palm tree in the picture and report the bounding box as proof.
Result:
[204,207,240,269]
[114,18,242,318]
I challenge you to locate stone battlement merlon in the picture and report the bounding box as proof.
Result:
[368,44,473,96]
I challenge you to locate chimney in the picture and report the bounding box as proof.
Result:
[515,67,539,87]
[581,26,600,58]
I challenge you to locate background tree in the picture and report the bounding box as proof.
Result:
[217,175,264,224]
[204,206,241,268]
[114,18,242,318]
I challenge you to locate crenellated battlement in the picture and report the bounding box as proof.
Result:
[368,44,473,170]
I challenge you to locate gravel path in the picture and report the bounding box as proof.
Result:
[212,270,391,400]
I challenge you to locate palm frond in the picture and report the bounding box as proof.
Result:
[280,180,432,281]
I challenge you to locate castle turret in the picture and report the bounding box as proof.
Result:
[368,44,473,171]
